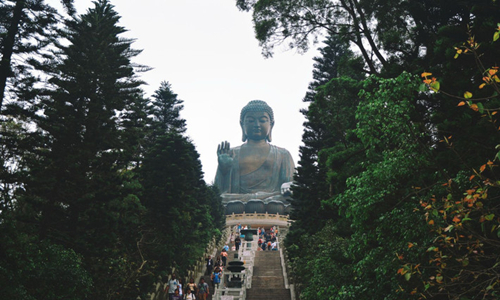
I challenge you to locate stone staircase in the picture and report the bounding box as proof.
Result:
[246,251,291,300]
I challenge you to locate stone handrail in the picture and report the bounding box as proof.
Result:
[279,247,288,288]
[277,228,296,300]
[214,288,246,300]
[190,227,230,281]
[279,244,296,300]
[145,227,230,300]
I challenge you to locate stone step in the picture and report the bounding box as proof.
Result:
[254,258,281,263]
[247,289,290,296]
[254,265,281,269]
[254,257,281,261]
[253,261,281,266]
[252,267,283,277]
[256,251,280,254]
[253,266,282,271]
[256,251,280,256]
[254,255,280,262]
[254,261,280,264]
[246,245,289,300]
[251,276,285,288]
[253,263,281,268]
[254,263,281,267]
[246,289,291,300]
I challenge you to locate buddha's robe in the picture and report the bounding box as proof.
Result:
[214,144,295,195]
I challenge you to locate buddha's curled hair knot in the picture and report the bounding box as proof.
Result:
[240,100,274,124]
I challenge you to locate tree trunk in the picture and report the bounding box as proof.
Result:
[339,0,377,74]
[350,0,388,69]
[0,0,25,110]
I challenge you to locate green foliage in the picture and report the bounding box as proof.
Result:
[287,35,366,297]
[328,73,434,299]
[8,8,150,298]
[303,35,363,103]
[4,0,147,262]
[140,132,211,268]
[275,2,500,299]
[0,215,92,300]
[289,34,365,235]
[138,81,225,279]
[150,81,186,134]
[405,171,500,299]
[206,184,226,238]
[290,72,440,300]
[0,0,71,109]
[0,1,223,299]
[395,28,500,299]
[0,1,225,295]
[236,0,392,72]
[289,76,362,249]
[291,221,352,300]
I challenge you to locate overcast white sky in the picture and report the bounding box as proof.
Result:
[58,0,320,183]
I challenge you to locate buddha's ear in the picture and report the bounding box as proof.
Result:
[240,121,247,142]
[267,122,274,142]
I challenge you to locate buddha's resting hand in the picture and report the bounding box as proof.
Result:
[217,141,233,173]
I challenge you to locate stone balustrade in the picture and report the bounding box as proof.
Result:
[225,212,290,227]
[145,227,231,300]
[214,287,246,300]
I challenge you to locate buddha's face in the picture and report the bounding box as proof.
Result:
[242,111,273,141]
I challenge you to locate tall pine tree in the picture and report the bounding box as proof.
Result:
[139,81,224,276]
[0,0,75,110]
[8,1,149,297]
[287,35,363,246]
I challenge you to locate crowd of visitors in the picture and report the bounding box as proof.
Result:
[165,224,279,300]
[257,226,278,251]
[166,275,210,300]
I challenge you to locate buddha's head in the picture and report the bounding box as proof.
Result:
[240,100,274,142]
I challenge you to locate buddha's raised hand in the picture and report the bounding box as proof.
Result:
[217,141,233,172]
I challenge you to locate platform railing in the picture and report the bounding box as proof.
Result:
[226,212,289,224]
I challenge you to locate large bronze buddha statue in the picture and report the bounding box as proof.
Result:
[215,100,295,203]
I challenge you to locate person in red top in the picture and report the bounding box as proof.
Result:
[221,249,228,266]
